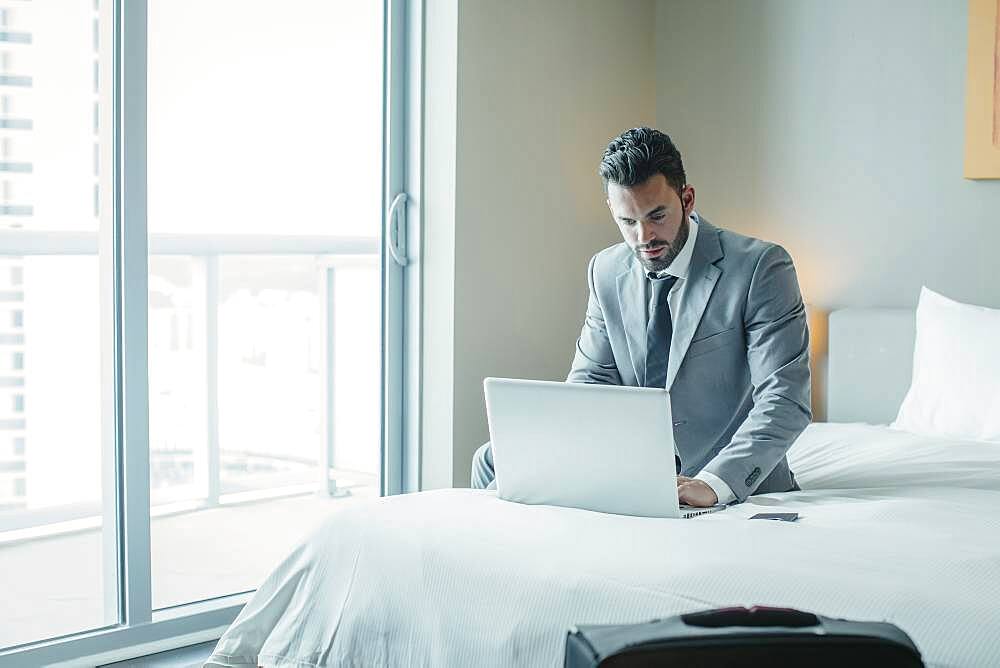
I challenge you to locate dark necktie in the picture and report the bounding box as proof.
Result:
[643,274,682,475]
[643,274,677,390]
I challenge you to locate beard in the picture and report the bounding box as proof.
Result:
[635,215,690,273]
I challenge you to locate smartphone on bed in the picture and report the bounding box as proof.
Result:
[749,512,799,522]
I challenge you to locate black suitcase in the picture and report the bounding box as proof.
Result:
[564,606,923,667]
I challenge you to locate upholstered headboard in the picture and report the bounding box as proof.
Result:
[826,308,915,424]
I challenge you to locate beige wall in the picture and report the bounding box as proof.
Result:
[655,0,1000,418]
[421,0,657,488]
[655,0,1000,309]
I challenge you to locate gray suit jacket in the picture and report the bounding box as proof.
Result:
[567,217,811,502]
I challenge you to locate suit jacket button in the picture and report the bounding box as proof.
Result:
[744,467,761,487]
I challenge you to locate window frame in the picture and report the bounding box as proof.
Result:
[0,0,417,664]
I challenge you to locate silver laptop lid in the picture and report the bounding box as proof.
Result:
[484,378,682,518]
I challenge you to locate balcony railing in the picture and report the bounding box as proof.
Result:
[0,230,379,542]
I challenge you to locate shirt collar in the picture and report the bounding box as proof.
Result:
[648,212,700,280]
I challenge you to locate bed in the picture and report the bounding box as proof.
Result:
[206,309,1000,667]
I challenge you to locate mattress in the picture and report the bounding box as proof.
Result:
[207,423,1000,667]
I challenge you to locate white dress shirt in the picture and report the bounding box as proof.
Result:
[642,213,736,505]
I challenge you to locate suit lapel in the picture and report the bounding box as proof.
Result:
[666,221,724,390]
[616,260,646,385]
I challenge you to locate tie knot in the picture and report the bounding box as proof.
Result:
[648,273,678,291]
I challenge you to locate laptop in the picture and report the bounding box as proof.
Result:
[483,377,727,519]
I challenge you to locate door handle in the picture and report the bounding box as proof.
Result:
[386,192,408,267]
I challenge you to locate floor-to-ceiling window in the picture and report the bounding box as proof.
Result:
[144,0,384,611]
[0,1,117,647]
[0,0,410,662]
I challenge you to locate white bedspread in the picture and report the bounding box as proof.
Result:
[207,423,1000,667]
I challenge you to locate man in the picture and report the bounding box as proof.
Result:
[472,127,811,507]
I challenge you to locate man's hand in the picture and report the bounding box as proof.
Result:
[677,475,719,507]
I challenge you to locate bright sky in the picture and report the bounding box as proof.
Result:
[17,0,384,237]
[13,1,384,509]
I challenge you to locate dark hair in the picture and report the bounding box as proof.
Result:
[598,127,686,194]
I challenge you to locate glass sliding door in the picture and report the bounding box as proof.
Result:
[146,0,385,609]
[0,0,408,662]
[0,0,118,648]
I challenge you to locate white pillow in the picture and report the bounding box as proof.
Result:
[790,422,1000,491]
[892,286,1000,442]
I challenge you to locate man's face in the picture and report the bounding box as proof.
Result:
[607,174,695,273]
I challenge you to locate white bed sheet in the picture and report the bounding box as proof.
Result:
[207,423,1000,667]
